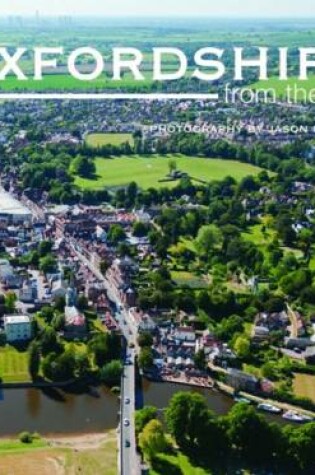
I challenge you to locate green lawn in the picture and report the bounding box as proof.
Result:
[0,438,47,453]
[75,155,264,190]
[293,373,315,403]
[150,452,211,475]
[242,223,303,259]
[86,133,134,148]
[171,271,208,289]
[0,346,30,383]
[242,224,276,248]
[251,76,315,100]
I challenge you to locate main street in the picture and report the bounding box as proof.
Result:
[3,187,140,475]
[68,240,140,475]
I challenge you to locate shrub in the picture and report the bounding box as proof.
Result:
[19,431,33,444]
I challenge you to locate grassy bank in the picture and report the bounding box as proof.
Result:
[0,431,117,475]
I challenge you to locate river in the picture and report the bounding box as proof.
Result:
[0,380,287,436]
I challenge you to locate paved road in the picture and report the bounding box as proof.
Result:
[68,240,140,475]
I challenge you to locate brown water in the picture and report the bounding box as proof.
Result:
[0,386,119,436]
[0,381,286,436]
[143,380,234,415]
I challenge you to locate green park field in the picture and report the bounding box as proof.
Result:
[86,133,134,147]
[75,155,263,190]
[0,346,29,383]
[251,76,315,100]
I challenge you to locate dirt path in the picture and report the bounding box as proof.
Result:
[47,431,116,451]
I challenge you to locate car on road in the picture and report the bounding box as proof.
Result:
[125,439,130,448]
[125,398,130,404]
[123,418,130,426]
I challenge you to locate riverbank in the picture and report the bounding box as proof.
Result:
[0,430,118,475]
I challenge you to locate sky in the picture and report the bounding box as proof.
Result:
[1,0,315,18]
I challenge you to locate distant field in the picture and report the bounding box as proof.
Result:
[86,133,134,147]
[0,73,153,91]
[251,76,315,100]
[75,155,264,190]
[0,346,29,383]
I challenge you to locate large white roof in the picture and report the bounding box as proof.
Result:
[4,315,31,324]
[0,190,31,216]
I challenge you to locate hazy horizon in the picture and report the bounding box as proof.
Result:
[2,0,315,18]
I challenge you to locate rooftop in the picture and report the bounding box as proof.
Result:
[0,189,31,216]
[4,315,31,324]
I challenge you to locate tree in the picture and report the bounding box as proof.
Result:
[76,351,91,379]
[280,269,312,297]
[5,291,17,313]
[39,255,57,274]
[194,349,207,371]
[226,403,285,465]
[28,342,40,380]
[19,432,33,444]
[100,259,110,275]
[195,225,223,258]
[71,155,95,178]
[135,406,157,436]
[40,306,55,324]
[107,224,126,244]
[100,360,123,386]
[165,392,209,450]
[77,295,89,311]
[133,221,149,238]
[139,419,168,460]
[88,333,121,367]
[42,350,76,382]
[39,241,53,257]
[168,159,177,174]
[284,422,315,472]
[215,315,244,342]
[138,332,153,348]
[138,347,154,370]
[233,335,251,359]
[40,327,61,356]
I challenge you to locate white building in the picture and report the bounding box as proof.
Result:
[4,315,32,342]
[129,308,156,333]
[0,189,32,224]
[174,327,196,342]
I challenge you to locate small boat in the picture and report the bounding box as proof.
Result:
[257,403,282,414]
[282,410,313,423]
[234,396,251,405]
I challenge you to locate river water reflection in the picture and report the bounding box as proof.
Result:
[0,381,286,436]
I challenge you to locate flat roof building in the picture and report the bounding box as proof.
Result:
[0,189,32,224]
[3,314,32,342]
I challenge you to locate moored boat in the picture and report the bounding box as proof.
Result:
[257,402,282,414]
[234,396,251,404]
[282,410,313,423]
